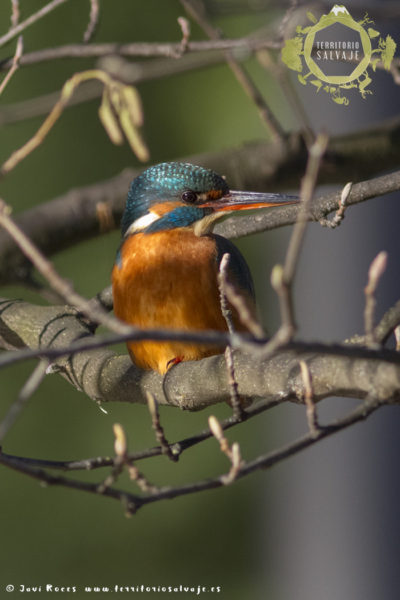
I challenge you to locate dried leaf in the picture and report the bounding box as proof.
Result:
[120,84,144,127]
[98,89,124,145]
[119,108,150,162]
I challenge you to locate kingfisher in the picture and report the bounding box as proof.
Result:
[112,162,298,374]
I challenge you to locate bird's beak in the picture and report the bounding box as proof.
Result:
[200,190,299,212]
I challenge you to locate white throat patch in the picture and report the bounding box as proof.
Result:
[125,211,159,235]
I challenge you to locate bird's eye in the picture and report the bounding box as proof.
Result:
[181,190,197,203]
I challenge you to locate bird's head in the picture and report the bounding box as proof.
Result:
[121,162,298,237]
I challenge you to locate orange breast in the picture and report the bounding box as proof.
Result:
[112,229,232,373]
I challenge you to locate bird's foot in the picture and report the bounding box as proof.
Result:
[166,356,184,371]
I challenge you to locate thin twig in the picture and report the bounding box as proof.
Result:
[0,37,282,72]
[98,423,158,494]
[373,299,400,345]
[395,326,400,351]
[256,49,315,147]
[224,346,243,419]
[208,415,242,485]
[0,199,131,336]
[180,0,285,143]
[0,0,69,49]
[218,253,244,420]
[146,392,178,461]
[10,0,20,29]
[299,360,319,437]
[0,360,48,442]
[177,16,191,53]
[0,450,141,514]
[83,0,99,43]
[319,181,352,228]
[218,254,264,339]
[0,314,233,371]
[0,156,398,286]
[0,35,23,96]
[284,132,329,283]
[279,0,299,40]
[0,396,283,473]
[0,395,382,513]
[364,251,388,348]
[1,68,148,175]
[261,132,329,357]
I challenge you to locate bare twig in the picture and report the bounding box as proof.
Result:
[218,254,235,338]
[395,326,400,351]
[10,0,20,29]
[212,422,237,466]
[0,395,383,514]
[180,0,285,143]
[256,49,315,148]
[146,393,178,461]
[98,423,158,495]
[219,254,264,339]
[0,199,131,336]
[2,297,400,411]
[0,0,68,49]
[279,0,299,40]
[0,360,48,442]
[364,251,388,348]
[374,299,400,345]
[283,132,329,283]
[177,16,191,53]
[218,253,244,420]
[208,415,242,484]
[0,35,23,96]
[0,396,282,473]
[83,0,99,43]
[0,147,399,287]
[0,37,282,72]
[0,450,141,514]
[319,181,352,228]
[96,423,126,493]
[261,133,329,357]
[299,360,319,437]
[1,69,148,175]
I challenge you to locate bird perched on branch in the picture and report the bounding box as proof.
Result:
[112,162,298,374]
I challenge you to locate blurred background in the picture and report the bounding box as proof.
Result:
[0,1,399,599]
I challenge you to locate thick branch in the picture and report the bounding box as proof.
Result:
[1,122,400,285]
[0,299,399,411]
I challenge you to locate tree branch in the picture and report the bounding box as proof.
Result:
[1,138,399,285]
[0,298,399,410]
[0,393,389,514]
[0,36,282,71]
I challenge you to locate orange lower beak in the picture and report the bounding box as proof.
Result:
[200,190,299,212]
